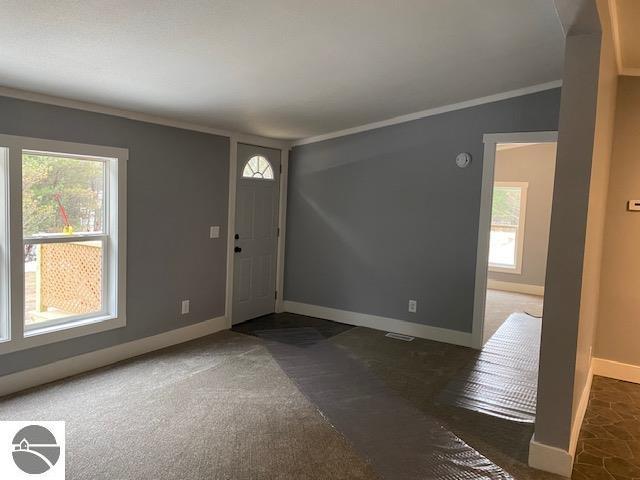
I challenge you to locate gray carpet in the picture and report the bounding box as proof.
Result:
[484,289,543,341]
[0,316,561,480]
[0,331,378,480]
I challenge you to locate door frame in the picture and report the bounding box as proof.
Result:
[225,137,290,327]
[471,131,558,349]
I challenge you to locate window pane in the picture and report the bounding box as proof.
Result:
[242,155,274,180]
[24,240,103,329]
[491,186,521,227]
[489,185,523,269]
[489,226,517,267]
[23,152,105,237]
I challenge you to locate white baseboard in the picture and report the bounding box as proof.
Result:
[283,301,473,347]
[487,279,545,296]
[570,361,593,457]
[529,436,574,478]
[592,357,640,384]
[0,316,228,398]
[529,359,593,478]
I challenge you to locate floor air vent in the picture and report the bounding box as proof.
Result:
[385,332,415,342]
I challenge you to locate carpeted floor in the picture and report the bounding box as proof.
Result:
[0,330,377,480]
[485,289,544,340]
[0,313,564,479]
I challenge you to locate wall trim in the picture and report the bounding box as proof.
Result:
[275,149,290,313]
[292,81,562,147]
[607,0,623,74]
[529,358,593,477]
[528,436,574,478]
[283,301,473,347]
[570,361,594,459]
[224,138,239,329]
[0,316,227,398]
[487,279,545,296]
[0,86,291,150]
[593,357,640,384]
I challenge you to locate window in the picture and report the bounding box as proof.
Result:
[242,155,274,180]
[23,152,108,331]
[488,182,528,273]
[0,135,126,354]
[0,147,9,343]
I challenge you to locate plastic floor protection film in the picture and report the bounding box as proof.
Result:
[255,327,513,480]
[438,313,541,423]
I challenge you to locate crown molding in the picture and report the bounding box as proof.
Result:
[292,80,563,147]
[0,86,292,150]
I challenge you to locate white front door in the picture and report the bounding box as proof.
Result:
[232,144,281,324]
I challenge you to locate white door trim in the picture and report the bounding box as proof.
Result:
[225,141,289,326]
[275,149,289,313]
[224,137,239,329]
[471,131,558,349]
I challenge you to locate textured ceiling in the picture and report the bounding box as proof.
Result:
[0,0,565,140]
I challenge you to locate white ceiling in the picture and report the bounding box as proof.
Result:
[0,1,565,140]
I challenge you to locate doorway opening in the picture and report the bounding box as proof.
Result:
[483,141,556,342]
[464,131,558,423]
[473,132,558,347]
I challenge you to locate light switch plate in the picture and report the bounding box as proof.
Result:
[628,200,640,211]
[408,300,417,313]
[210,226,221,238]
[181,300,190,315]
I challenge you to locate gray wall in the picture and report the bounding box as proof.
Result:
[536,30,603,450]
[284,89,561,333]
[0,96,230,377]
[488,143,557,287]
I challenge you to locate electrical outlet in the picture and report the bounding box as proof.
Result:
[181,300,190,315]
[210,226,220,238]
[408,300,417,313]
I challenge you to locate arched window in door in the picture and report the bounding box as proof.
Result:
[242,155,274,180]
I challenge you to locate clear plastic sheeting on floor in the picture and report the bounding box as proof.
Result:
[255,327,513,480]
[438,313,541,423]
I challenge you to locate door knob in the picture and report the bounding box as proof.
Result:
[234,246,242,253]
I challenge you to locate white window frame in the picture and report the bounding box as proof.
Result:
[488,181,528,274]
[0,147,9,343]
[0,134,127,355]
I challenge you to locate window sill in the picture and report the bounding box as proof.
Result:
[489,264,522,275]
[0,314,126,355]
